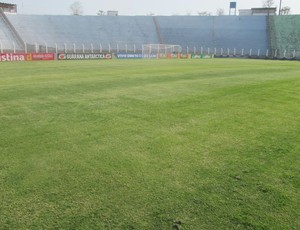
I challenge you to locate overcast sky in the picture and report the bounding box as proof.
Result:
[4,0,300,15]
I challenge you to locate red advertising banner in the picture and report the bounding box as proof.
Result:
[31,53,55,61]
[0,53,30,62]
[180,54,191,59]
[166,53,180,59]
[0,53,55,62]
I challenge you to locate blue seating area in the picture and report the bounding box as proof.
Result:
[156,16,268,53]
[0,15,13,50]
[1,14,269,54]
[0,11,22,50]
[6,15,158,51]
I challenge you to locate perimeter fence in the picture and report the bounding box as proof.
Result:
[1,41,300,60]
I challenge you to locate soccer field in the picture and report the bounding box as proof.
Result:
[0,59,299,229]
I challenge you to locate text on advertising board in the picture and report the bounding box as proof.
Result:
[58,53,112,60]
[0,53,55,62]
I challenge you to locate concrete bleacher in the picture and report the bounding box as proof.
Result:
[0,15,14,50]
[6,14,159,51]
[0,10,23,51]
[156,16,268,54]
[3,14,269,54]
[1,13,299,57]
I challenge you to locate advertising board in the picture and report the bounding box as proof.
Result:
[58,53,112,60]
[180,54,190,59]
[0,53,29,62]
[0,53,55,62]
[31,53,55,61]
[116,53,158,59]
[191,54,214,59]
[116,53,143,59]
[168,53,180,59]
[142,54,158,59]
[117,53,183,59]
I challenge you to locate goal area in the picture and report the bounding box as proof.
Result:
[142,44,182,56]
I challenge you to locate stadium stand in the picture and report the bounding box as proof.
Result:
[156,16,268,54]
[0,12,300,58]
[0,9,23,51]
[5,14,158,51]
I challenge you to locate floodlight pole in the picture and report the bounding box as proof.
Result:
[279,0,282,15]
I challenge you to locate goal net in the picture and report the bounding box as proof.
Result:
[142,44,182,56]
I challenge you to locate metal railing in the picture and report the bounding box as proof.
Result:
[0,8,24,50]
[1,41,300,60]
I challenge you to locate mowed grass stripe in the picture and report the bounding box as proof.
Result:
[0,59,299,229]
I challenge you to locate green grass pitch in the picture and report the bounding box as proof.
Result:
[0,59,299,229]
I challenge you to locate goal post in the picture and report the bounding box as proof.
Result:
[142,44,182,57]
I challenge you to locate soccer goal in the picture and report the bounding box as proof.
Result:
[142,44,182,57]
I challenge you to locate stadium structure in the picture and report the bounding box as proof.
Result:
[0,3,300,59]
